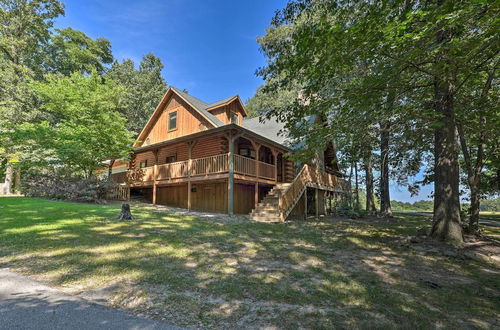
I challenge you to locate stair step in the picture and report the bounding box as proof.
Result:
[250,216,281,222]
[251,212,280,217]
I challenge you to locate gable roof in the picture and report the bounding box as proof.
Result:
[170,87,225,127]
[134,86,227,147]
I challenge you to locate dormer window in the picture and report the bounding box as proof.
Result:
[230,112,238,124]
[168,111,177,131]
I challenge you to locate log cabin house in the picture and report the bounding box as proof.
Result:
[109,86,349,221]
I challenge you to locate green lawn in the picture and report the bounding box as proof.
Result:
[1,197,499,329]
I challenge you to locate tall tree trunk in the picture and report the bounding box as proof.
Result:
[3,161,13,195]
[430,9,463,243]
[348,162,354,208]
[430,79,463,243]
[457,122,483,234]
[468,178,481,232]
[354,162,360,209]
[456,70,492,234]
[364,155,376,212]
[380,121,392,216]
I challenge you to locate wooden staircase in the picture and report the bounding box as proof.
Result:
[249,183,291,222]
[249,165,349,222]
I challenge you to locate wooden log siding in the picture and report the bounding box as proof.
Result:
[143,94,214,145]
[234,154,256,176]
[192,135,227,159]
[134,151,155,168]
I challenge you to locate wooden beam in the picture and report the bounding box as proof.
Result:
[249,141,261,180]
[228,132,244,216]
[304,188,308,220]
[187,140,197,211]
[254,182,258,208]
[271,149,279,184]
[152,149,159,205]
[315,188,319,219]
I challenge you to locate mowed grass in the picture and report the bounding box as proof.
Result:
[0,197,499,329]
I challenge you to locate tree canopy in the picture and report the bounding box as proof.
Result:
[253,0,499,242]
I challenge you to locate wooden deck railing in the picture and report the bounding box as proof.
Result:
[278,164,349,221]
[234,154,256,176]
[128,153,277,183]
[157,160,189,180]
[191,153,228,176]
[258,161,275,180]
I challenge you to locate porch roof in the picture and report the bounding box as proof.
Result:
[133,123,292,153]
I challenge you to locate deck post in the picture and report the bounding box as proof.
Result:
[187,141,197,211]
[187,181,192,210]
[228,132,244,216]
[304,188,308,220]
[272,149,279,184]
[315,187,319,219]
[228,132,234,216]
[152,150,159,205]
[252,142,260,208]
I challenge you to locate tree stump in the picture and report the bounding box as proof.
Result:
[117,203,133,221]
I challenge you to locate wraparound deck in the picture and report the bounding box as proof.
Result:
[128,153,280,186]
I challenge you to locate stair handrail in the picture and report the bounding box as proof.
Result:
[278,165,310,221]
[278,164,349,221]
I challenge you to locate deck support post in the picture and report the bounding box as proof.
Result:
[315,187,319,219]
[152,150,159,205]
[304,188,308,220]
[228,132,244,216]
[271,149,279,184]
[187,140,197,211]
[187,181,192,210]
[254,182,259,208]
[251,141,260,208]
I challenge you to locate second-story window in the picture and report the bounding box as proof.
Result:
[168,111,177,131]
[140,160,147,168]
[230,112,238,124]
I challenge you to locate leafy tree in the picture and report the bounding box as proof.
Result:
[0,0,65,193]
[106,53,167,136]
[17,72,133,177]
[256,0,498,243]
[45,27,113,75]
[245,84,299,118]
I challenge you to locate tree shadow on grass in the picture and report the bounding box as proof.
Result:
[0,197,499,328]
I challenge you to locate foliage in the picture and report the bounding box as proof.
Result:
[45,27,113,75]
[0,0,64,158]
[15,72,133,177]
[254,0,499,242]
[480,197,500,212]
[391,200,434,212]
[106,53,167,136]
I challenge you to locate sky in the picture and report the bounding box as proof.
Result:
[55,0,433,202]
[55,0,287,103]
